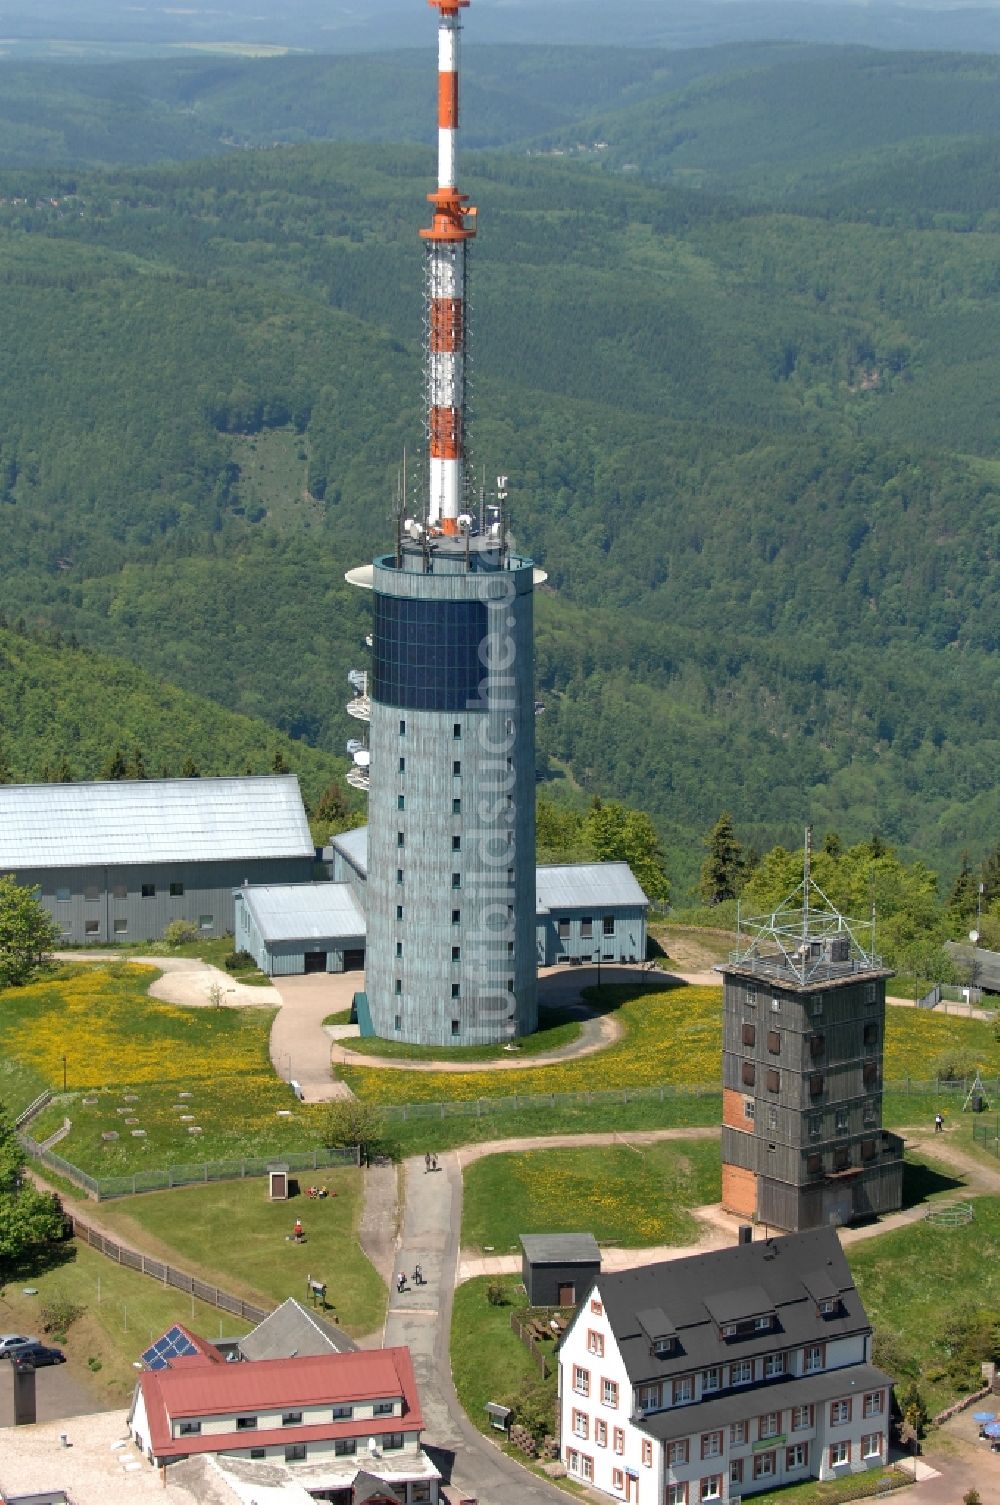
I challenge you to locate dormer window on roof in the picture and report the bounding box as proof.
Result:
[636,1306,677,1358]
[704,1285,777,1341]
[801,1267,844,1318]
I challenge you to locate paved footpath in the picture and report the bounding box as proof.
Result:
[372,1122,1000,1505]
[384,1151,572,1505]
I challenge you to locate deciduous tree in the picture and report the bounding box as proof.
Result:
[0,875,61,988]
[0,1103,66,1280]
[319,1099,389,1162]
[581,799,670,904]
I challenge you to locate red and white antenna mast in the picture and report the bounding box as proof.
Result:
[420,0,477,537]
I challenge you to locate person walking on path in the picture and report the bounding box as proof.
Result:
[935,1113,944,1133]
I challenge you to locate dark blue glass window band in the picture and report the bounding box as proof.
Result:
[372,594,489,712]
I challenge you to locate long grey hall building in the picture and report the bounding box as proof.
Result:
[0,775,316,944]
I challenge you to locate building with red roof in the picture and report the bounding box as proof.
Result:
[128,1327,439,1505]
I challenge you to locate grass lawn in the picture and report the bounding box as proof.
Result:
[93,1173,386,1338]
[341,983,721,1103]
[390,1088,722,1158]
[0,1053,52,1118]
[12,964,324,1172]
[323,1009,354,1027]
[61,936,272,984]
[451,1275,557,1444]
[848,1194,1000,1416]
[339,1006,583,1062]
[340,981,1000,1107]
[461,1139,721,1251]
[0,1240,252,1404]
[747,1472,911,1505]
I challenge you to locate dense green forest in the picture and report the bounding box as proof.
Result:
[0,45,996,896]
[0,42,995,186]
[0,621,351,819]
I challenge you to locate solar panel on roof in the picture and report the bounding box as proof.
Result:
[141,1324,199,1370]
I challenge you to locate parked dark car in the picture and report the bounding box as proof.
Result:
[12,1342,66,1367]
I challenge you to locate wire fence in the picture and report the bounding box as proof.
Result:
[20,1076,999,1201]
[71,1215,273,1324]
[972,1117,1000,1158]
[382,1076,1000,1121]
[20,1135,359,1201]
[383,1082,719,1121]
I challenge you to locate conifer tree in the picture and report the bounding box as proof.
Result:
[697,812,745,905]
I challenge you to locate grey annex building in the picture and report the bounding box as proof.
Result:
[236,831,649,989]
[0,775,316,944]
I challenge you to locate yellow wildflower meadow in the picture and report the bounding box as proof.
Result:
[341,984,723,1104]
[0,964,275,1091]
[340,983,1000,1106]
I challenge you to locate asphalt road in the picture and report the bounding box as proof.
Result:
[0,1353,110,1429]
[384,1153,567,1505]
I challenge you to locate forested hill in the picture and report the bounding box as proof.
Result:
[4,0,1000,57]
[0,42,996,181]
[0,622,348,809]
[0,60,996,892]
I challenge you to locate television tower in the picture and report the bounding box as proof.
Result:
[345,0,545,1047]
[421,0,476,534]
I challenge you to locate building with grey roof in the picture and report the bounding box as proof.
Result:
[536,862,648,967]
[235,884,366,977]
[520,1233,601,1307]
[945,939,1000,995]
[559,1226,892,1500]
[250,841,648,981]
[1,775,316,944]
[238,1298,357,1362]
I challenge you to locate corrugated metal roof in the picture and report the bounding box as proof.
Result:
[536,862,648,913]
[239,883,366,944]
[333,825,368,878]
[140,1347,422,1451]
[0,776,313,869]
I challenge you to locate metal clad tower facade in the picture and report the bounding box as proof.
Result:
[346,0,542,1045]
[718,838,904,1230]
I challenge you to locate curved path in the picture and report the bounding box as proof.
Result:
[52,951,280,1009]
[369,1120,1000,1504]
[332,1003,624,1073]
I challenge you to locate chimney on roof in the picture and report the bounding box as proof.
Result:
[738,1225,752,1246]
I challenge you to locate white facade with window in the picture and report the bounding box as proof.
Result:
[558,1231,891,1502]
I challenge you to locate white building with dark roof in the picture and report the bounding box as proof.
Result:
[558,1227,891,1502]
[0,775,316,944]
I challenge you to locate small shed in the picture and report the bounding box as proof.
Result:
[268,1164,290,1201]
[520,1233,601,1308]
